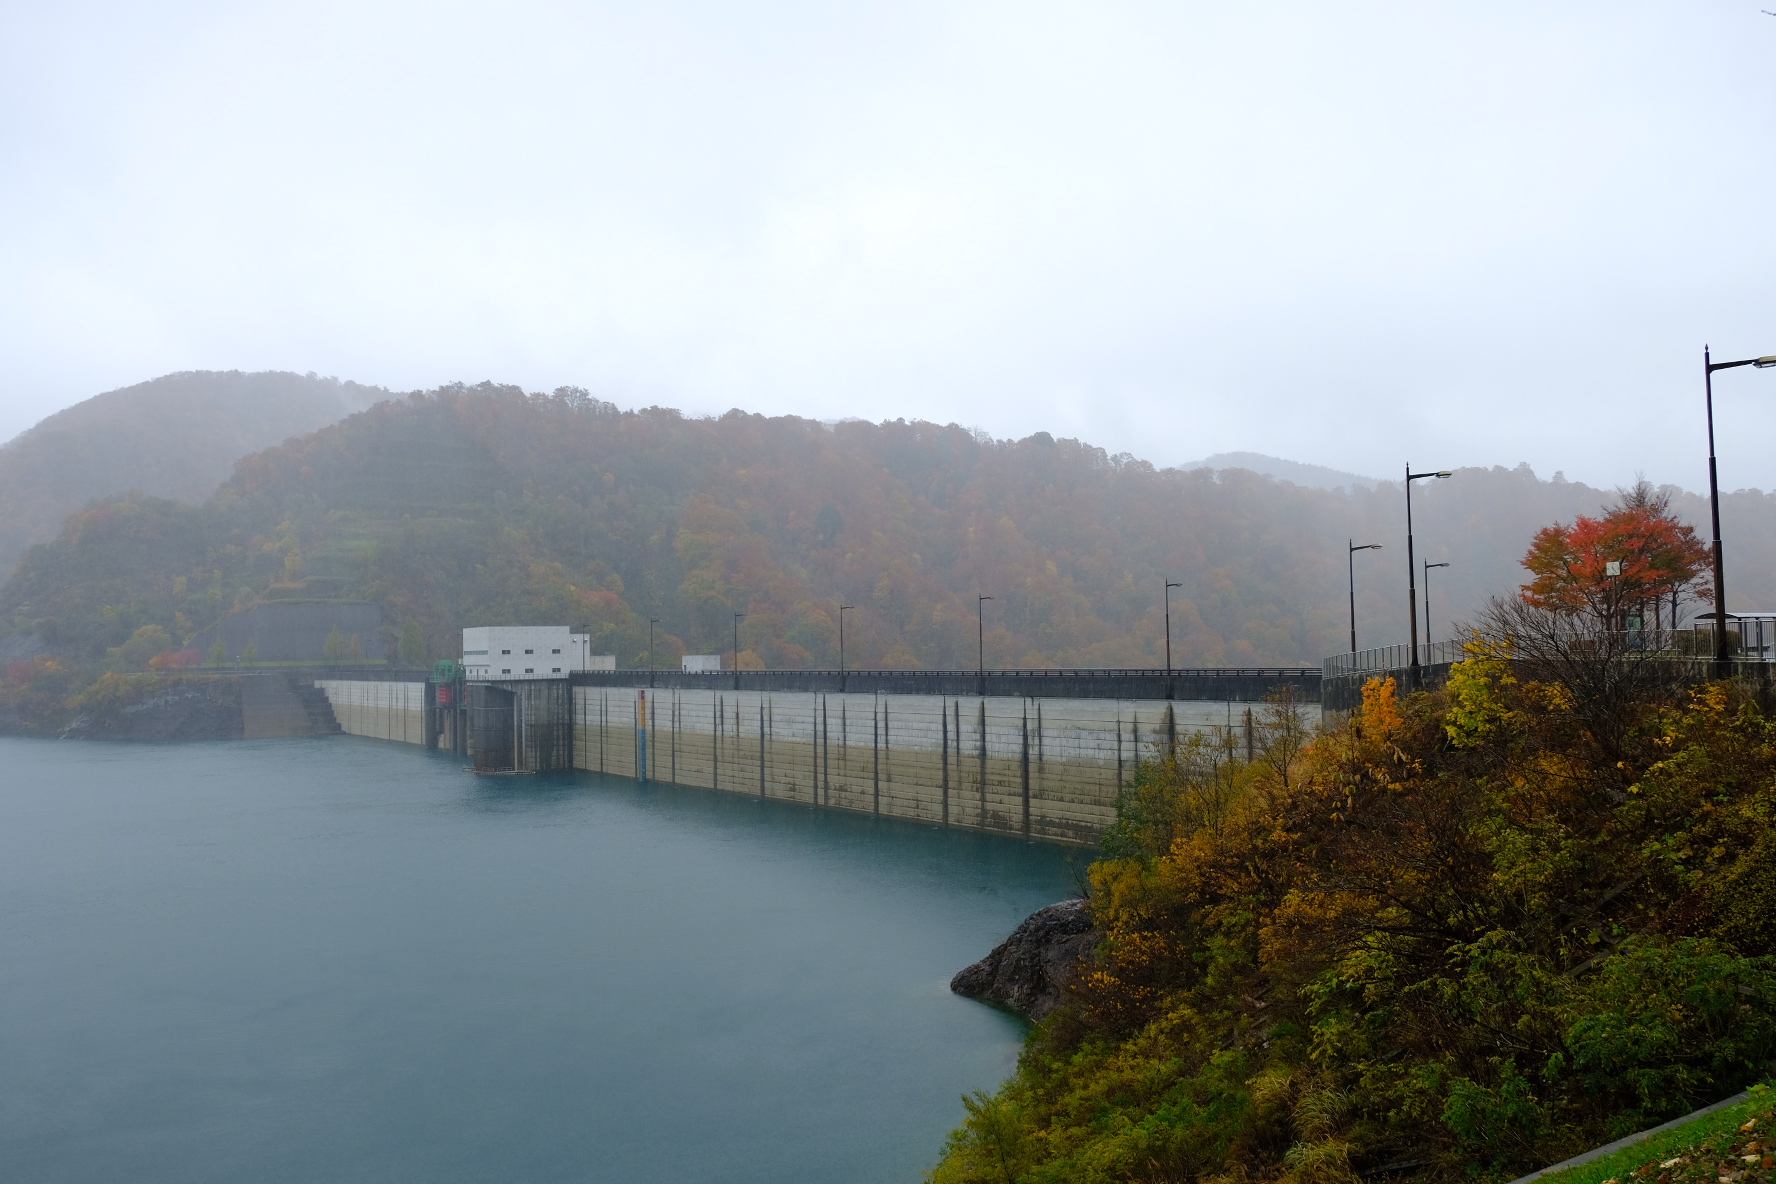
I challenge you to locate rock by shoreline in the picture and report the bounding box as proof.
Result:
[949,898,1100,1021]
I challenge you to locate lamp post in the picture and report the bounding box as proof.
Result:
[1348,541,1382,653]
[838,604,853,692]
[977,595,994,697]
[1163,581,1181,695]
[1423,561,1450,649]
[1405,464,1453,688]
[1704,347,1776,675]
[732,611,745,689]
[648,618,658,688]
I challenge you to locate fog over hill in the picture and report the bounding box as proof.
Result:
[7,380,1776,685]
[0,371,385,580]
[1180,452,1385,492]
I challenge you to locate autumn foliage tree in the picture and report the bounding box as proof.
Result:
[931,594,1776,1183]
[1520,481,1709,629]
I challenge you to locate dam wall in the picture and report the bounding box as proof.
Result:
[315,677,1276,844]
[574,688,1255,844]
[314,679,429,744]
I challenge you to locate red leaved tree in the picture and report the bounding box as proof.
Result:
[1520,481,1710,629]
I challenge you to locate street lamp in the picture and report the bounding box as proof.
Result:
[1405,464,1453,688]
[1423,561,1450,649]
[732,611,746,689]
[648,617,658,688]
[977,595,994,697]
[1348,541,1382,653]
[1704,347,1776,674]
[1163,581,1181,676]
[838,604,853,692]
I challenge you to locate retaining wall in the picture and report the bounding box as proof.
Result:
[240,674,319,738]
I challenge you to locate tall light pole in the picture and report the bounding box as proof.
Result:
[838,604,853,692]
[977,595,994,697]
[1348,541,1382,653]
[732,611,746,689]
[648,617,658,688]
[1405,464,1453,688]
[1423,561,1450,649]
[1704,347,1776,675]
[1165,578,1179,681]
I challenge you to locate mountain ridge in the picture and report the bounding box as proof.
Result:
[0,370,386,580]
[9,381,1776,699]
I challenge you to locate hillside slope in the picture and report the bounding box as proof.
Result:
[5,382,1776,682]
[0,370,385,579]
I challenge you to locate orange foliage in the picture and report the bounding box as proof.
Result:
[1520,487,1709,627]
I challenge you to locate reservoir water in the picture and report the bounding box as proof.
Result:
[0,735,1079,1183]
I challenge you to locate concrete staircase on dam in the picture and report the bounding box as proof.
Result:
[240,674,343,739]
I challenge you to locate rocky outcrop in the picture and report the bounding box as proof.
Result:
[59,680,243,741]
[950,898,1100,1020]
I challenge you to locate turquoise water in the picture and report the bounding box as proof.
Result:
[0,736,1079,1183]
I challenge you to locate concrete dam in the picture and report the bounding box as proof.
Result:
[312,667,1321,845]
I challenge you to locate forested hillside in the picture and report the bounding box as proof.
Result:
[5,381,1776,687]
[0,370,384,579]
[930,642,1776,1182]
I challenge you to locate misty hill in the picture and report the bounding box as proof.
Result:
[7,382,1776,681]
[1181,451,1385,491]
[0,370,385,580]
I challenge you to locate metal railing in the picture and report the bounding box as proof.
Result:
[1324,640,1466,678]
[569,665,1325,702]
[1325,623,1776,679]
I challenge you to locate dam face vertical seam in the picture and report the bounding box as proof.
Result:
[1115,710,1123,792]
[940,698,950,826]
[977,698,987,829]
[954,699,962,825]
[1021,702,1031,839]
[882,698,890,809]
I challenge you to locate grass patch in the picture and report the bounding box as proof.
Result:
[1533,1085,1773,1183]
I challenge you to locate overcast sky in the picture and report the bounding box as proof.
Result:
[2,1,1773,490]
